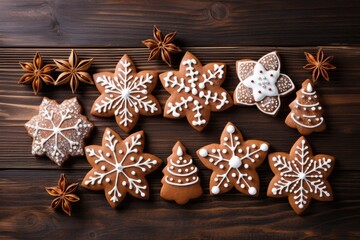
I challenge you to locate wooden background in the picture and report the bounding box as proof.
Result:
[0,0,359,239]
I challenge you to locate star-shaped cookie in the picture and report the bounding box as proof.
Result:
[267,136,335,214]
[159,51,233,132]
[197,122,269,196]
[234,51,295,115]
[25,97,93,166]
[82,128,162,208]
[91,54,161,133]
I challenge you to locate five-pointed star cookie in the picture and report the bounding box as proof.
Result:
[234,51,295,116]
[25,97,93,166]
[91,54,162,133]
[267,136,335,214]
[159,51,233,132]
[82,128,162,208]
[197,122,269,196]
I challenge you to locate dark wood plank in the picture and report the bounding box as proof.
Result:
[0,47,359,171]
[0,169,359,239]
[0,0,359,47]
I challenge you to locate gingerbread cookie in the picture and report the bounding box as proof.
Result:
[267,136,335,214]
[25,97,93,166]
[159,51,233,132]
[82,128,162,208]
[285,79,326,135]
[91,54,161,133]
[197,122,269,196]
[160,141,202,205]
[234,51,295,115]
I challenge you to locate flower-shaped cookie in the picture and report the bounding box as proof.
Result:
[159,51,233,132]
[197,122,269,196]
[25,97,93,166]
[91,54,161,133]
[267,136,335,214]
[82,128,162,208]
[234,52,295,115]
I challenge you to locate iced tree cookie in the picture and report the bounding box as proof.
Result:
[267,136,335,214]
[234,51,295,115]
[285,79,326,135]
[160,141,203,205]
[159,51,233,132]
[25,97,93,166]
[82,128,162,208]
[197,122,269,196]
[91,54,161,133]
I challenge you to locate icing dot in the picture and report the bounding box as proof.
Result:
[131,171,136,175]
[231,173,237,177]
[240,184,245,188]
[238,149,243,154]
[260,143,268,151]
[226,125,235,134]
[214,178,219,182]
[211,186,220,195]
[186,178,189,182]
[190,166,194,170]
[105,178,110,183]
[234,136,239,141]
[141,192,145,197]
[224,137,229,141]
[118,150,123,154]
[130,156,135,161]
[212,149,216,153]
[248,187,257,195]
[209,158,214,163]
[252,144,256,149]
[244,164,249,169]
[224,183,229,188]
[101,166,106,171]
[176,160,180,164]
[178,169,182,173]
[185,169,189,173]
[255,154,259,158]
[170,178,174,181]
[122,181,127,186]
[222,149,227,154]
[248,176,253,181]
[199,149,208,157]
[192,176,196,180]
[272,188,277,195]
[219,164,224,169]
[170,166,174,170]
[178,179,182,183]
[299,204,304,209]
[152,160,157,164]
[179,157,183,160]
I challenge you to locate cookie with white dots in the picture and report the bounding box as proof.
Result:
[197,122,269,197]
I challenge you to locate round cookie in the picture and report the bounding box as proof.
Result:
[160,141,203,205]
[25,97,93,166]
[82,128,162,208]
[234,51,295,116]
[267,136,335,214]
[159,51,233,132]
[197,122,269,196]
[91,54,161,133]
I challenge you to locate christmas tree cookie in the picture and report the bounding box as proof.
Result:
[160,141,202,205]
[267,136,335,214]
[197,122,269,196]
[285,79,326,135]
[82,128,162,208]
[234,51,295,116]
[159,51,233,132]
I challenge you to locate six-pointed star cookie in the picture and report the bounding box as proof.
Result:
[267,136,335,214]
[159,51,233,132]
[234,51,295,116]
[197,122,269,196]
[91,54,162,133]
[82,128,162,208]
[25,97,93,166]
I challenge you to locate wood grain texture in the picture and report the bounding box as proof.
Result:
[1,0,360,239]
[0,47,359,239]
[0,0,359,47]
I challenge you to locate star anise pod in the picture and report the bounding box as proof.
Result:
[53,49,94,93]
[303,48,336,82]
[18,52,57,95]
[45,174,80,216]
[142,25,181,67]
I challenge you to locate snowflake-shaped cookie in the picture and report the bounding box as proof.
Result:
[197,122,269,196]
[267,136,335,214]
[91,54,161,133]
[234,51,295,115]
[159,51,233,131]
[25,97,93,166]
[82,128,162,208]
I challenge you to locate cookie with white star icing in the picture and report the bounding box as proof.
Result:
[25,97,93,166]
[197,122,269,196]
[82,128,162,208]
[91,54,162,133]
[159,51,233,132]
[234,51,295,116]
[267,136,335,214]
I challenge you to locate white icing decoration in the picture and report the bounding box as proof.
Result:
[84,130,158,202]
[25,98,92,165]
[164,56,229,127]
[176,146,183,156]
[94,59,158,127]
[199,149,208,157]
[271,140,332,209]
[290,113,324,128]
[203,123,268,195]
[306,83,313,93]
